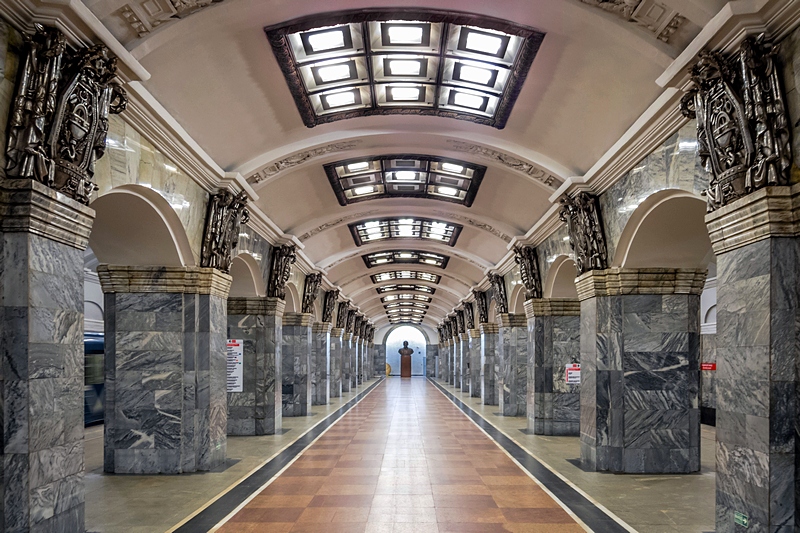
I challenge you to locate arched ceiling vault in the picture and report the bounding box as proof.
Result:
[78,0,730,325]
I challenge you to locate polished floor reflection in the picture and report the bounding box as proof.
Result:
[217,378,584,532]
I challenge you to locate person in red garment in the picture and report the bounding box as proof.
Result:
[399,341,413,378]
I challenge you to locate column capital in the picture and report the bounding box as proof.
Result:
[480,323,499,335]
[312,321,333,334]
[524,298,580,319]
[458,332,470,342]
[575,268,707,301]
[283,312,314,326]
[330,327,344,337]
[468,328,481,339]
[706,184,800,255]
[97,265,232,298]
[228,296,286,317]
[498,313,527,328]
[343,332,353,341]
[0,178,94,250]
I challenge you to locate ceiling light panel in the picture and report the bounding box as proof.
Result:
[377,284,435,295]
[381,293,433,303]
[370,271,441,284]
[350,217,461,246]
[326,155,484,206]
[363,250,448,268]
[266,10,545,128]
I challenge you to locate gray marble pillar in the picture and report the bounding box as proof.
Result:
[374,343,385,377]
[342,332,352,392]
[468,329,481,397]
[699,333,716,425]
[360,339,368,382]
[99,265,231,474]
[706,186,800,531]
[452,336,461,388]
[459,333,470,393]
[311,322,331,406]
[353,335,361,386]
[329,327,343,398]
[481,323,499,405]
[577,268,705,474]
[441,341,450,382]
[498,314,528,416]
[226,297,283,435]
[281,313,312,417]
[525,299,581,436]
[436,342,444,378]
[367,341,375,379]
[0,179,94,531]
[426,344,438,377]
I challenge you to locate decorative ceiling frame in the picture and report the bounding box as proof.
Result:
[370,271,441,284]
[349,217,462,246]
[264,8,546,129]
[325,154,486,206]
[362,250,450,269]
[381,294,433,303]
[377,284,436,295]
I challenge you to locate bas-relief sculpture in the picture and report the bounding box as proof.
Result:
[489,273,509,314]
[514,245,543,300]
[336,301,349,329]
[249,141,362,184]
[464,301,475,330]
[301,272,322,314]
[267,244,296,299]
[456,309,465,334]
[200,189,249,273]
[6,24,127,204]
[579,0,687,44]
[114,0,225,41]
[322,289,339,323]
[474,290,489,323]
[559,192,609,274]
[681,34,792,212]
[446,141,561,187]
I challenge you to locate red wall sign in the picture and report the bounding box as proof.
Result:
[701,363,716,371]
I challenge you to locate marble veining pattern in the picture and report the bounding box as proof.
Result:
[342,334,352,393]
[498,316,528,416]
[535,225,574,289]
[281,315,312,417]
[426,344,438,378]
[460,335,470,393]
[481,328,499,406]
[311,324,330,406]
[329,328,343,398]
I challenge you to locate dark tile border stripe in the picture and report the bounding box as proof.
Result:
[174,378,385,533]
[429,378,630,533]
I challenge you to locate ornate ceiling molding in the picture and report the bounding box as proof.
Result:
[297,209,382,241]
[248,140,362,185]
[579,0,688,44]
[430,209,512,243]
[446,140,562,188]
[111,0,225,44]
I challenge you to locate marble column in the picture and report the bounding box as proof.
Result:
[498,314,528,416]
[311,322,331,406]
[329,327,343,398]
[226,297,283,435]
[360,339,368,382]
[99,265,231,474]
[367,341,375,379]
[0,179,94,531]
[452,335,461,389]
[481,323,499,405]
[705,186,800,531]
[281,313,312,417]
[426,344,438,377]
[525,299,581,436]
[468,329,482,397]
[441,340,450,382]
[353,335,361,386]
[342,332,352,392]
[460,333,470,393]
[577,268,705,474]
[374,343,386,376]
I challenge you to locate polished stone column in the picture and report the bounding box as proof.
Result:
[468,329,481,397]
[342,332,352,392]
[311,322,331,405]
[459,332,470,393]
[353,335,362,386]
[360,339,368,382]
[525,299,580,436]
[498,314,528,416]
[481,323,499,405]
[426,344,438,377]
[0,179,94,531]
[441,340,450,382]
[329,327,343,398]
[705,186,800,530]
[452,335,461,388]
[281,312,312,416]
[374,343,386,377]
[99,265,231,474]
[367,341,375,379]
[227,297,283,435]
[577,268,705,474]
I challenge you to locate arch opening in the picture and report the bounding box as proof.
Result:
[284,282,301,314]
[229,254,265,297]
[385,325,427,376]
[544,256,579,299]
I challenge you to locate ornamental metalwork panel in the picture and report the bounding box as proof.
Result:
[680,34,791,212]
[323,289,339,323]
[488,273,508,314]
[266,244,297,299]
[559,192,608,275]
[456,309,465,334]
[514,245,542,300]
[301,272,322,314]
[336,301,349,329]
[200,190,250,273]
[474,290,488,324]
[464,301,474,330]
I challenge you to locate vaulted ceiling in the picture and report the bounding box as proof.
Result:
[81,0,728,327]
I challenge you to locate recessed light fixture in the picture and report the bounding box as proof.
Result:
[453,92,484,109]
[363,250,449,268]
[441,163,463,174]
[265,10,545,128]
[347,162,370,172]
[369,271,442,284]
[354,185,375,195]
[438,186,458,196]
[325,91,356,107]
[395,171,417,180]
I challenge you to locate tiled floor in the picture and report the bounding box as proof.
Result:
[216,378,585,533]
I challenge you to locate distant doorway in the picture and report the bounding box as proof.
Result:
[385,326,426,376]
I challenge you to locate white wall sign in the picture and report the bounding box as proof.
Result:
[566,363,581,385]
[227,340,244,393]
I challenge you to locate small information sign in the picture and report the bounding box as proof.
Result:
[566,363,581,385]
[226,340,244,393]
[701,362,716,371]
[734,511,749,528]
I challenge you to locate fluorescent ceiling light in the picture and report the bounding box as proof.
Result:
[397,225,414,236]
[325,91,356,107]
[429,222,447,234]
[354,185,375,195]
[399,219,415,224]
[389,60,422,76]
[399,253,413,258]
[441,163,463,173]
[317,64,352,82]
[366,226,382,234]
[458,64,493,84]
[423,259,437,264]
[364,221,380,228]
[367,234,382,240]
[391,86,421,101]
[438,186,458,196]
[375,258,389,264]
[308,30,345,52]
[453,92,484,109]
[465,32,502,55]
[388,26,423,44]
[395,171,417,180]
[347,162,370,172]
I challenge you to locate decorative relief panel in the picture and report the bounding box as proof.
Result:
[249,141,362,184]
[514,245,542,300]
[579,0,687,44]
[114,0,225,40]
[336,301,349,329]
[6,24,127,204]
[301,272,322,314]
[200,189,249,273]
[267,244,296,299]
[559,193,609,275]
[447,140,561,187]
[489,273,508,314]
[474,290,489,324]
[323,289,339,323]
[464,301,475,330]
[681,34,791,212]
